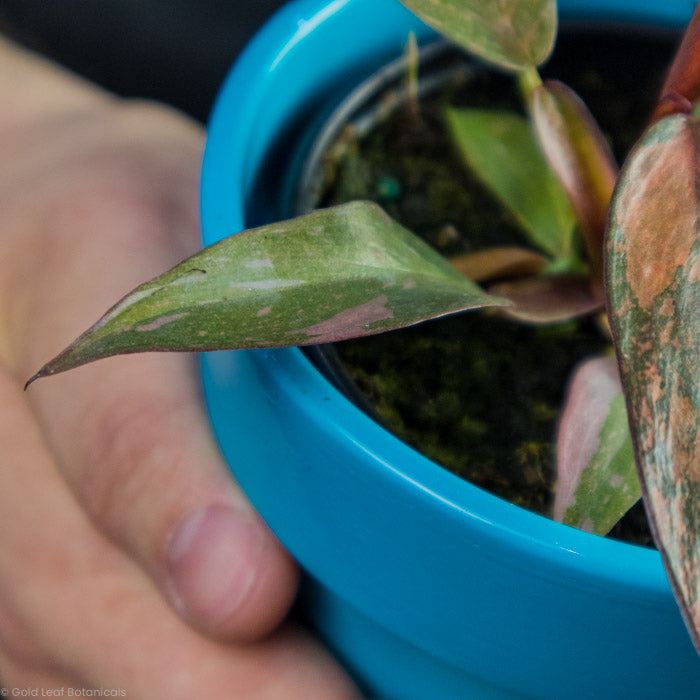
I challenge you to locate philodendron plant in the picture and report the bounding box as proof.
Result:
[27,0,698,651]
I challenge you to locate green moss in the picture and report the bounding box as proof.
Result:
[337,313,607,514]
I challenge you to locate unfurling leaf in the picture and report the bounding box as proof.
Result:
[449,246,547,283]
[488,273,602,324]
[399,0,557,71]
[554,356,639,535]
[651,4,700,122]
[447,108,576,260]
[607,113,700,651]
[27,202,509,385]
[531,80,618,287]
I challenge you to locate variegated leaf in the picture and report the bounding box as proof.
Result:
[554,356,639,535]
[607,112,700,651]
[27,202,509,384]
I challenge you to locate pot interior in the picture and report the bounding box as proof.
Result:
[283,26,676,542]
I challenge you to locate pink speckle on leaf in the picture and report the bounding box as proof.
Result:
[135,312,187,332]
[290,295,393,342]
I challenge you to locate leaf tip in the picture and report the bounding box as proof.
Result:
[24,370,44,391]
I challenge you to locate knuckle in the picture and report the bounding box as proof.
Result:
[113,99,204,146]
[79,392,187,538]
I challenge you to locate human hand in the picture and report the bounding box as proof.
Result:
[0,37,357,698]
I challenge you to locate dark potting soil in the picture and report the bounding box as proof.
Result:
[316,29,677,545]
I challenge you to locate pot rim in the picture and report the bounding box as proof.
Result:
[200,0,693,603]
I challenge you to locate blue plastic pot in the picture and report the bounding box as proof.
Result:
[200,0,700,697]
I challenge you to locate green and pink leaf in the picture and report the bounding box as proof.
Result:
[399,0,557,71]
[606,112,700,651]
[531,80,618,287]
[27,202,509,384]
[553,356,639,535]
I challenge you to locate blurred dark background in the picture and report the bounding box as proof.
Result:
[0,0,288,122]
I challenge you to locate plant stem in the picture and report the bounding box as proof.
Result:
[517,65,542,105]
[404,32,420,121]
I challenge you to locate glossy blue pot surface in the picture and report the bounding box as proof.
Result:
[200,0,700,697]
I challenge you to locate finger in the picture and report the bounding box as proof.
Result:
[0,651,73,697]
[26,354,300,642]
[0,369,359,698]
[7,105,298,640]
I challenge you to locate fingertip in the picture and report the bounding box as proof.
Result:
[226,518,301,640]
[165,504,299,640]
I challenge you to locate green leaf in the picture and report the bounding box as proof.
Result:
[447,107,576,259]
[607,113,700,651]
[399,0,557,71]
[531,80,618,288]
[27,201,509,384]
[554,356,639,535]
